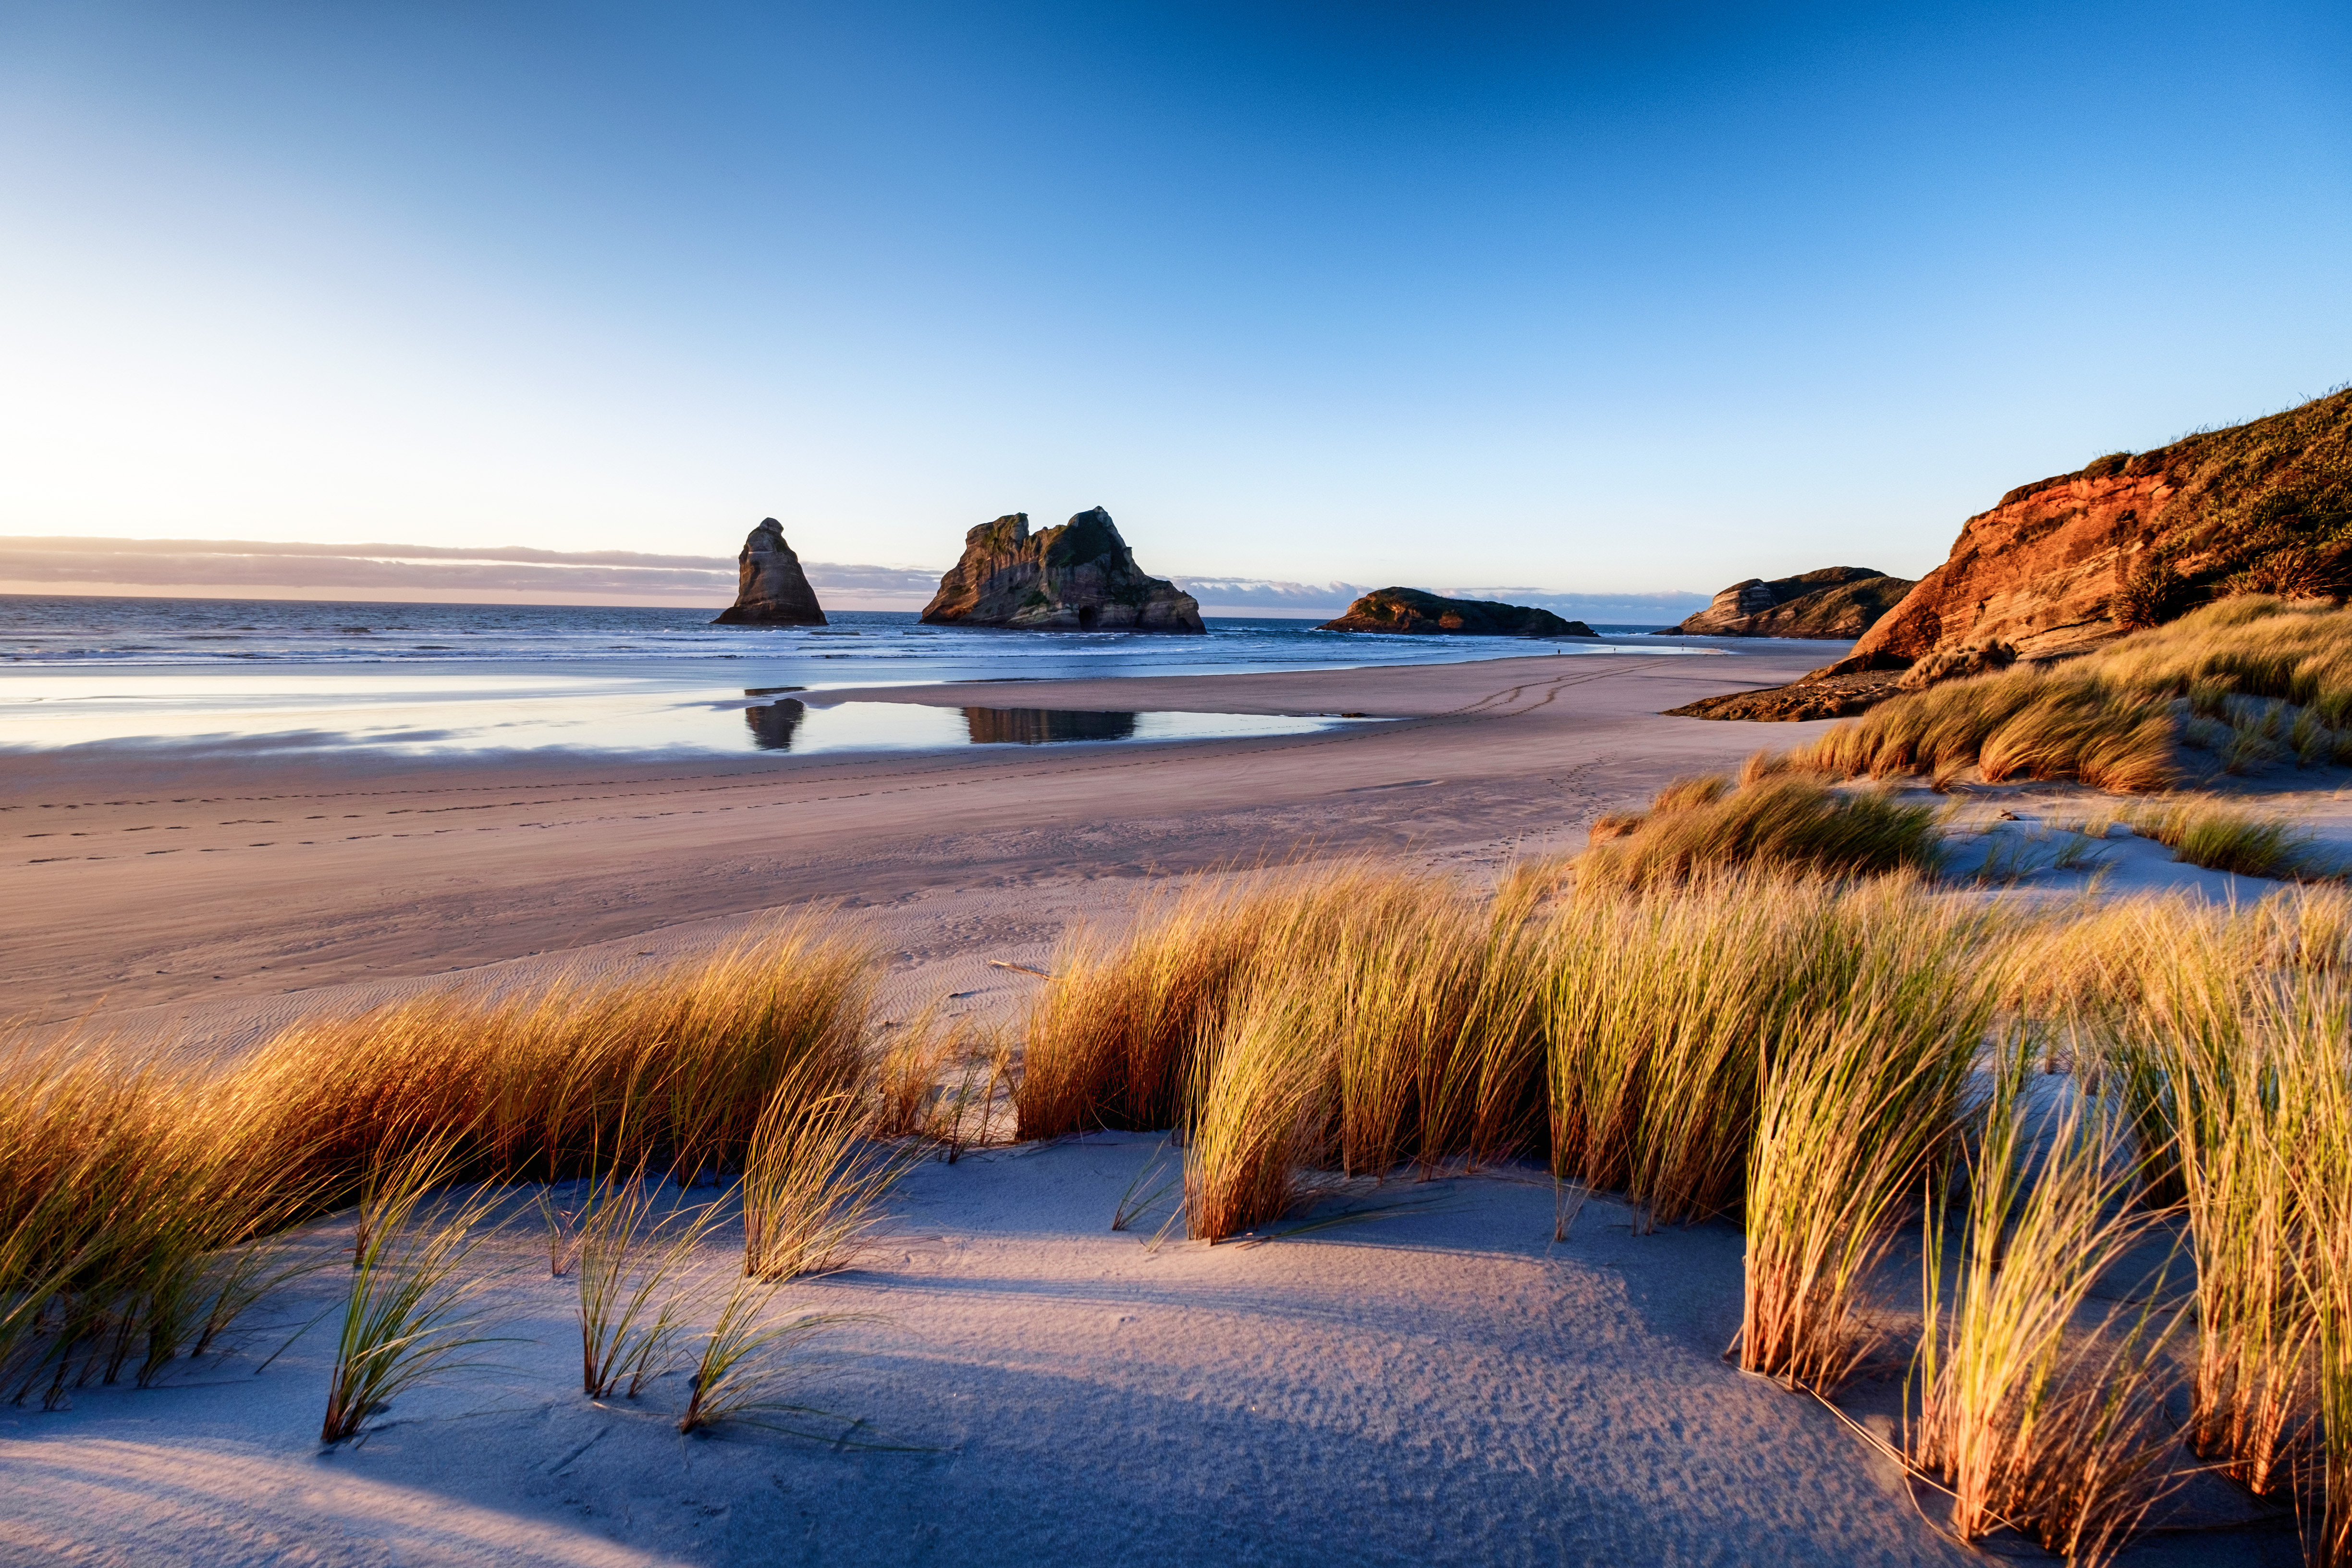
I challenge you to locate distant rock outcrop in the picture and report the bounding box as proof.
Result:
[1826,388,2352,675]
[711,519,827,626]
[920,509,1203,632]
[1672,388,2352,720]
[1667,567,1915,638]
[1319,588,1597,638]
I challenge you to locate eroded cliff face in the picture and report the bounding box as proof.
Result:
[919,509,1203,632]
[711,518,827,626]
[1671,567,1914,638]
[1319,588,1595,637]
[1836,388,2352,671]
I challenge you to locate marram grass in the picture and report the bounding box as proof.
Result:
[1786,596,2352,793]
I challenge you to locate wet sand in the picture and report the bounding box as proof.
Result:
[4,648,1836,1047]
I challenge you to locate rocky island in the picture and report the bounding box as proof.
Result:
[710,517,827,626]
[920,508,1203,632]
[1669,386,2352,719]
[1319,587,1596,637]
[1666,567,1914,638]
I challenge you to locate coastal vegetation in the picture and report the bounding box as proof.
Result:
[1784,596,2352,793]
[16,843,2352,1556]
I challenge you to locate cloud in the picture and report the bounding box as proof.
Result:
[0,536,942,607]
[1172,576,1710,623]
[0,538,1707,621]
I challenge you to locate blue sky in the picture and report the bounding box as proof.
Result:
[2,0,2347,599]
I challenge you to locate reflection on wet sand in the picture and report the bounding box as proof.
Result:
[744,698,805,749]
[961,708,1139,745]
[726,698,1350,755]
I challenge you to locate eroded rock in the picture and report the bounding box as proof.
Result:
[920,509,1203,633]
[712,518,827,626]
[1319,588,1596,637]
[1668,568,1915,638]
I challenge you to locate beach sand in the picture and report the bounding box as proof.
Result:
[1,645,2330,1566]
[5,649,1836,1049]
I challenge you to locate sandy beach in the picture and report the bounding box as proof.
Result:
[6,648,1837,1047]
[4,644,2340,1568]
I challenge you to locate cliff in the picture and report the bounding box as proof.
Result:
[711,518,827,626]
[1669,567,1915,638]
[920,509,1203,633]
[1319,588,1596,637]
[1831,387,2352,673]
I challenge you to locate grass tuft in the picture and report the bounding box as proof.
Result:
[1575,775,1944,889]
[2131,798,2319,880]
[320,1141,506,1444]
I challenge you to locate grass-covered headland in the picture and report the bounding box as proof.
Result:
[12,851,2352,1560]
[1789,596,2352,793]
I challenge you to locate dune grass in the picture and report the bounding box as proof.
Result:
[742,1051,911,1280]
[2130,797,2322,880]
[576,1166,727,1400]
[1909,1064,2181,1563]
[0,922,874,1401]
[30,844,2352,1554]
[1738,1004,1984,1392]
[320,1141,507,1443]
[1787,597,2352,793]
[1576,774,1945,888]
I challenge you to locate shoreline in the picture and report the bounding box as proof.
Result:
[5,649,1836,1044]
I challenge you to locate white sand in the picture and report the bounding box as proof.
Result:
[2,648,2333,1565]
[4,1143,1979,1568]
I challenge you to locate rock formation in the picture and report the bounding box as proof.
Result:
[1673,388,2352,719]
[1318,588,1597,637]
[1667,567,1915,638]
[920,509,1203,632]
[712,518,827,626]
[1828,388,2352,675]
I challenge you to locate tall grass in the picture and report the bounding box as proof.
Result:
[1547,874,2000,1230]
[1788,597,2352,792]
[0,923,873,1398]
[742,1054,910,1280]
[1576,775,1945,889]
[1909,1065,2181,1563]
[320,1141,506,1443]
[233,922,873,1188]
[2131,798,2320,880]
[1739,1005,1984,1392]
[576,1167,725,1400]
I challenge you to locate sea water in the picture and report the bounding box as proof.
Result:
[0,596,1727,757]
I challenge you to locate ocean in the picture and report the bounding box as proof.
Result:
[0,595,1724,757]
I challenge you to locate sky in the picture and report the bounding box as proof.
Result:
[1,0,2347,606]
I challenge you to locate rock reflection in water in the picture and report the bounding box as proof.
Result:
[744,698,806,749]
[962,707,1139,745]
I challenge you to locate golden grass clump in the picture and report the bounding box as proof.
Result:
[1574,774,1945,890]
[1171,873,1551,1240]
[2130,797,2322,881]
[1909,1069,2181,1564]
[1017,880,1313,1140]
[232,921,874,1189]
[1790,597,2352,793]
[741,1051,910,1280]
[1549,873,2002,1233]
[1737,985,1990,1392]
[0,921,874,1398]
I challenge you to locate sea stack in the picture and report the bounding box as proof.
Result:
[1319,588,1597,637]
[712,518,827,626]
[1666,567,1913,638]
[920,508,1204,632]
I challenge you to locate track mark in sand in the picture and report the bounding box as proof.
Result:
[543,1426,611,1476]
[1340,779,1444,793]
[1449,660,1649,717]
